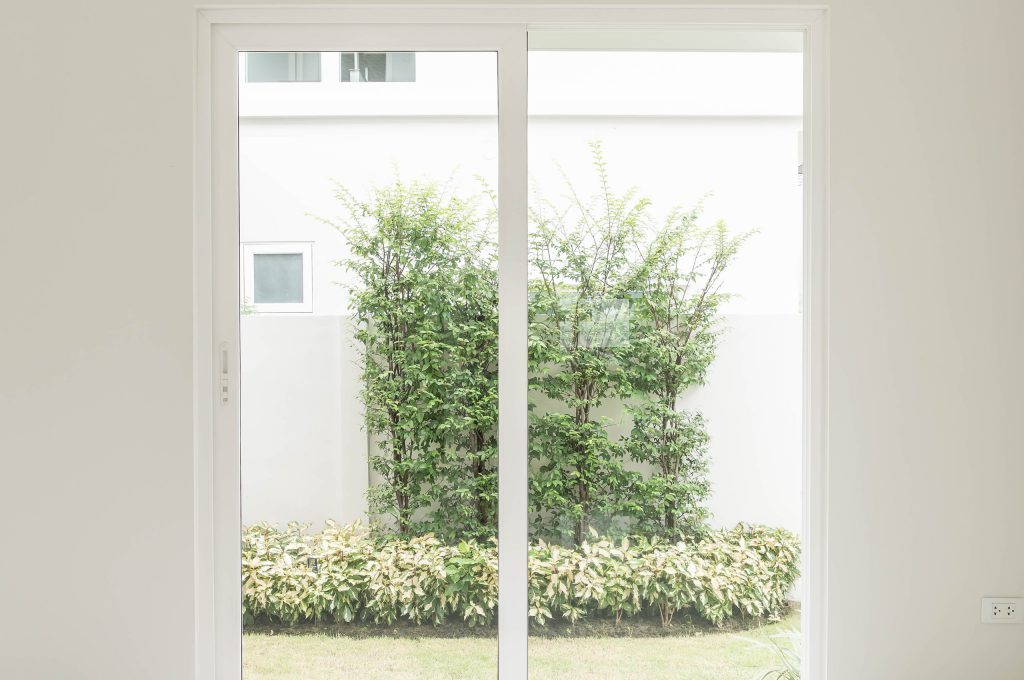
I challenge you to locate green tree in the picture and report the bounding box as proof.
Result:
[425,219,499,540]
[527,142,648,546]
[624,216,749,539]
[327,179,488,536]
[324,149,746,546]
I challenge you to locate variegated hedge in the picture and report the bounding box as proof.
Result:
[242,521,799,628]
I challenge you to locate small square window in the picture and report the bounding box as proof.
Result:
[340,52,416,82]
[242,243,313,313]
[253,253,303,304]
[246,52,321,83]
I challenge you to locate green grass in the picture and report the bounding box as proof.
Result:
[243,609,799,680]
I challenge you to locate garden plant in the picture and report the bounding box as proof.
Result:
[275,142,798,632]
[242,521,799,629]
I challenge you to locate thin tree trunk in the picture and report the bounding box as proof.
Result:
[390,416,410,535]
[573,396,591,547]
[471,430,490,528]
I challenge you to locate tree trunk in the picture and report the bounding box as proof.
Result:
[573,399,591,547]
[471,430,490,529]
[660,389,677,534]
[390,416,410,535]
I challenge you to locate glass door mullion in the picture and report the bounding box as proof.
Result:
[495,26,530,680]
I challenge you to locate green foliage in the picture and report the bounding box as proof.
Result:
[325,144,750,547]
[321,180,497,540]
[528,142,750,544]
[621,186,752,541]
[527,142,650,545]
[624,406,711,540]
[425,220,499,540]
[242,522,800,629]
[624,215,746,397]
[242,521,368,625]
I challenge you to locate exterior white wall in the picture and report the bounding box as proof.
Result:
[4,3,1024,679]
[239,310,802,535]
[239,315,367,528]
[238,117,499,314]
[683,314,802,532]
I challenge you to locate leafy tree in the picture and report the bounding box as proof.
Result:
[624,215,749,539]
[326,179,492,536]
[625,405,711,538]
[324,148,747,547]
[527,142,649,546]
[425,219,499,540]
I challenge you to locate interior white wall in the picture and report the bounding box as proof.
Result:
[1,2,1023,680]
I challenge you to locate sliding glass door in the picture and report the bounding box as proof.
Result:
[205,16,820,680]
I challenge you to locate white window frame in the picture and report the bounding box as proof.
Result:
[241,242,313,313]
[195,7,829,680]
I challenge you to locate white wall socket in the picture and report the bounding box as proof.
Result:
[981,597,1024,624]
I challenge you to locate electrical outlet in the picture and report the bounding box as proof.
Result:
[981,597,1024,624]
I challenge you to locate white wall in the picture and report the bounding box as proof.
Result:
[2,2,1023,679]
[684,314,802,533]
[239,315,367,528]
[239,115,803,317]
[239,50,803,319]
[240,311,803,535]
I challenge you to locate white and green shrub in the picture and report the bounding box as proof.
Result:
[242,522,799,629]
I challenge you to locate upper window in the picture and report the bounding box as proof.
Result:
[242,242,313,313]
[340,52,416,82]
[246,52,321,83]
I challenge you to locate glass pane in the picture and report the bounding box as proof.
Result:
[340,52,355,80]
[240,51,498,679]
[252,253,303,303]
[527,45,804,679]
[388,52,417,82]
[341,52,411,82]
[362,53,387,81]
[297,52,321,82]
[247,52,321,82]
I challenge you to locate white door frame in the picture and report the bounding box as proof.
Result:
[194,6,829,680]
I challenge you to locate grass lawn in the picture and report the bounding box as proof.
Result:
[243,608,798,680]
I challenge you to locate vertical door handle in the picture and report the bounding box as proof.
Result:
[219,342,230,404]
